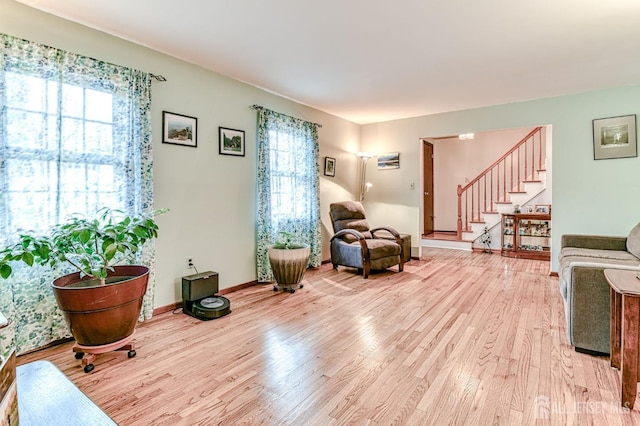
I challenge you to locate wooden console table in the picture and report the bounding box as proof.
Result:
[605,268,640,410]
[17,360,116,425]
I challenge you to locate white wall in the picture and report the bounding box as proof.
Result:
[0,0,360,308]
[361,87,640,272]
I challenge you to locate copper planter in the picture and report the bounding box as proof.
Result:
[52,265,149,347]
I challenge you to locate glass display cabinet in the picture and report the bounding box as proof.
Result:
[501,213,551,260]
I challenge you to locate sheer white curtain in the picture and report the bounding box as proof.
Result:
[0,34,154,354]
[255,108,322,282]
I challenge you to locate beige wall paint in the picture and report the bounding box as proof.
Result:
[0,0,360,308]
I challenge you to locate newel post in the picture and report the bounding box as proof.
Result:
[457,184,463,238]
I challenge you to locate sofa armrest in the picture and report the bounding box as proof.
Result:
[561,234,627,251]
[564,262,640,354]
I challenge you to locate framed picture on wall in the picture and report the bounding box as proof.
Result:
[324,157,336,177]
[219,127,245,156]
[377,152,400,170]
[162,111,197,148]
[593,114,637,160]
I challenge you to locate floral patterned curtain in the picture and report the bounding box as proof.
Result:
[256,108,322,282]
[0,34,154,355]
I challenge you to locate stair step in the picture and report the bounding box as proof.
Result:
[422,233,472,242]
[508,191,527,194]
[422,238,473,251]
[422,231,458,240]
[523,180,542,183]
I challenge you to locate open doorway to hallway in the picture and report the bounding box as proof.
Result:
[421,125,552,251]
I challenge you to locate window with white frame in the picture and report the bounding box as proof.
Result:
[268,128,311,224]
[2,71,125,236]
[0,34,153,355]
[255,107,321,282]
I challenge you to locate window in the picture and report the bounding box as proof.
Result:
[0,34,154,354]
[2,72,125,234]
[268,128,314,223]
[255,108,322,282]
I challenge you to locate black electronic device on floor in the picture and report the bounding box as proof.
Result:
[182,271,231,320]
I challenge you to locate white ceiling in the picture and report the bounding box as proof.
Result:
[16,0,640,124]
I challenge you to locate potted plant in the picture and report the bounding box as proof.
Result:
[0,207,165,372]
[267,231,310,293]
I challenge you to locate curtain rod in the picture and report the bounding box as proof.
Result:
[150,74,167,82]
[251,105,322,128]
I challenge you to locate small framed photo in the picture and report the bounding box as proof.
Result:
[219,127,245,156]
[324,157,336,177]
[378,152,400,170]
[162,111,197,148]
[534,204,551,214]
[593,114,637,160]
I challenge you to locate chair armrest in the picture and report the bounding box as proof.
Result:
[330,229,366,242]
[330,229,371,277]
[370,226,400,238]
[561,234,627,251]
[370,226,404,269]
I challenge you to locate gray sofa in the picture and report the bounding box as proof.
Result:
[558,224,640,354]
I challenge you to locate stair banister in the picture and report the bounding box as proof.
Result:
[457,126,544,238]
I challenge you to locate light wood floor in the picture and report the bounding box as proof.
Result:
[17,249,640,425]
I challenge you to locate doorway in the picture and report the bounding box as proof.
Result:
[422,141,434,235]
[421,126,551,243]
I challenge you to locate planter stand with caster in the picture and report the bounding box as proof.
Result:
[73,332,137,373]
[268,244,310,295]
[273,283,304,294]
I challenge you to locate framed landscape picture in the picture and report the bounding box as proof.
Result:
[162,111,197,148]
[593,114,637,160]
[377,152,400,170]
[219,127,245,156]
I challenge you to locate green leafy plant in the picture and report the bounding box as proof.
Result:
[0,208,167,284]
[272,231,306,250]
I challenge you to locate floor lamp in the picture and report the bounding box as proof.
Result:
[357,152,374,201]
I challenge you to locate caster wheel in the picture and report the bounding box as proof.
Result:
[290,289,296,293]
[299,284,304,289]
[75,352,85,359]
[273,286,278,292]
[128,350,136,358]
[84,364,95,373]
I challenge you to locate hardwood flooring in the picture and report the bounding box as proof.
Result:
[16,249,640,425]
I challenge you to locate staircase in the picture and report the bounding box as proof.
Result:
[423,127,547,251]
